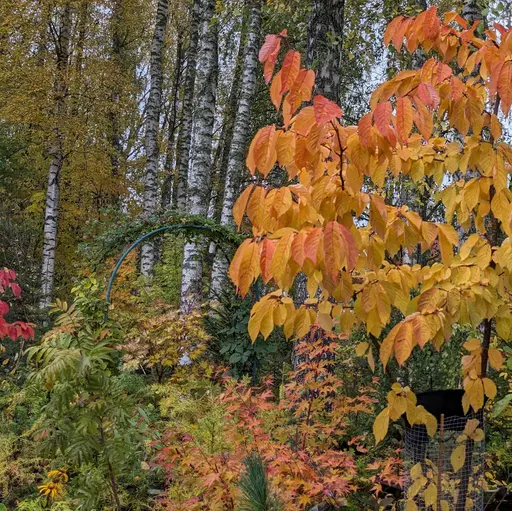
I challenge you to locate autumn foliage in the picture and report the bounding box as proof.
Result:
[0,268,34,344]
[155,332,401,510]
[229,8,512,442]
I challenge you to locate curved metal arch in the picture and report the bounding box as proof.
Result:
[104,224,236,319]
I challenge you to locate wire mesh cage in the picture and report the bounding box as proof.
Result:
[403,390,485,511]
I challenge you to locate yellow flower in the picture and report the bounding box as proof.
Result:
[38,469,68,499]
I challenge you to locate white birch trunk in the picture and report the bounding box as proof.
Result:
[40,2,72,311]
[140,0,169,276]
[173,0,201,211]
[180,0,218,312]
[210,0,262,296]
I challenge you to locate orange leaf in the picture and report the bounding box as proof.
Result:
[232,184,254,229]
[384,16,404,47]
[313,95,342,126]
[238,241,260,297]
[270,71,283,110]
[498,61,512,116]
[293,106,316,136]
[229,238,252,289]
[417,82,439,109]
[396,97,413,143]
[270,231,294,283]
[260,238,276,284]
[276,131,296,167]
[246,186,267,228]
[280,50,301,95]
[304,227,322,265]
[323,221,346,282]
[291,230,307,267]
[259,32,285,83]
[253,125,278,176]
[358,112,374,148]
[373,102,392,138]
[286,69,315,113]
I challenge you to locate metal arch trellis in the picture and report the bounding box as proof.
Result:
[104,224,239,320]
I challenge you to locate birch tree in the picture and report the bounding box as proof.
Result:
[140,0,170,276]
[180,0,219,311]
[161,30,185,209]
[173,0,202,210]
[40,2,72,310]
[210,0,262,296]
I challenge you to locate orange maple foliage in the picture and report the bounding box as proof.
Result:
[230,8,512,441]
[155,332,400,510]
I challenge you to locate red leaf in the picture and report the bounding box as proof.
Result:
[417,82,440,109]
[313,95,342,126]
[259,31,287,84]
[373,102,392,137]
[9,282,21,297]
[0,301,8,315]
[280,50,301,95]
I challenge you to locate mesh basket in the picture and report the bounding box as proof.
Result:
[403,390,485,511]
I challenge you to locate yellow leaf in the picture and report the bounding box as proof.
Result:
[483,377,497,400]
[451,444,466,472]
[373,407,390,444]
[491,114,502,140]
[410,463,423,481]
[355,342,369,357]
[424,482,437,507]
[464,338,481,352]
[408,476,427,498]
[367,346,375,372]
[437,223,458,266]
[260,309,275,340]
[421,408,438,437]
[317,312,333,331]
[406,499,418,511]
[294,307,312,338]
[395,320,414,366]
[488,348,503,370]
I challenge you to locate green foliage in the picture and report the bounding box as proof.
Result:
[238,454,283,511]
[207,283,289,380]
[23,281,158,510]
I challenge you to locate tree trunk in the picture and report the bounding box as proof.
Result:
[209,11,248,223]
[209,0,262,297]
[173,0,201,211]
[108,0,126,182]
[292,0,346,313]
[462,0,487,25]
[307,0,345,105]
[180,0,218,312]
[161,31,185,209]
[140,0,169,276]
[40,2,72,311]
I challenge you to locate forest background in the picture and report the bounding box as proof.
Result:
[1,0,512,509]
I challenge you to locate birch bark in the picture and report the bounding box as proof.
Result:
[140,0,169,276]
[40,2,72,310]
[180,0,219,312]
[210,0,262,296]
[173,0,201,210]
